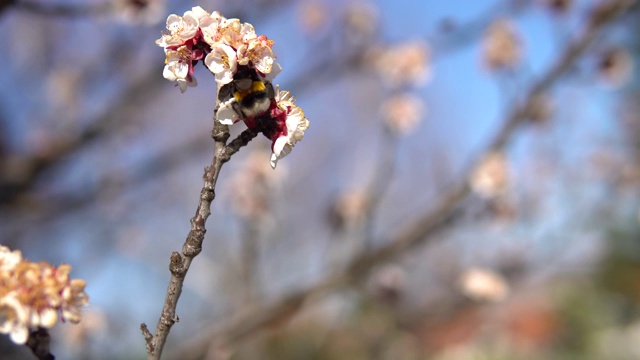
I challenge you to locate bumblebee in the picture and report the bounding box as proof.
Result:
[218,65,275,119]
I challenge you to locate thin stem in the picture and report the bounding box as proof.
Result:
[141,121,261,359]
[26,328,55,360]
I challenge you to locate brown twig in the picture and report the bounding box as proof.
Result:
[141,121,262,359]
[169,1,634,357]
[26,328,55,360]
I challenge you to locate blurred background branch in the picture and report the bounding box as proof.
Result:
[1,0,640,359]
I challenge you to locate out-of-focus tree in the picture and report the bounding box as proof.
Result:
[0,0,639,359]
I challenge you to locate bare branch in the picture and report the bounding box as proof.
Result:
[140,120,229,360]
[0,69,165,208]
[141,120,265,359]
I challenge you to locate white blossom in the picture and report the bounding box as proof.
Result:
[162,47,197,93]
[0,292,29,344]
[205,43,238,85]
[155,9,200,48]
[270,90,310,169]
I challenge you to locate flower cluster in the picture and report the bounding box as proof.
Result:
[156,7,309,168]
[0,246,89,345]
[482,19,522,71]
[156,6,278,91]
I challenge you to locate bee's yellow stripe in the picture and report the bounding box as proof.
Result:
[234,81,266,102]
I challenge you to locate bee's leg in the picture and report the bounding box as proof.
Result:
[265,82,275,100]
[232,101,246,119]
[217,83,233,102]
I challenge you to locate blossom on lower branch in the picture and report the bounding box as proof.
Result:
[0,246,89,345]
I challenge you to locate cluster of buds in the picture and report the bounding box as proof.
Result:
[0,246,89,344]
[156,7,309,168]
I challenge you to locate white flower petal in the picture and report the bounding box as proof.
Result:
[180,13,199,39]
[177,76,197,93]
[0,293,30,344]
[172,62,189,79]
[269,153,279,169]
[264,62,282,81]
[205,44,237,84]
[9,325,28,345]
[272,136,288,157]
[216,100,240,125]
[166,14,182,31]
[190,6,209,20]
[0,246,22,272]
[38,309,58,328]
[162,65,177,81]
[62,307,81,324]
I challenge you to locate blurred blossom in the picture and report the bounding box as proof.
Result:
[470,152,510,198]
[0,246,21,272]
[330,189,370,228]
[368,40,431,89]
[482,19,522,71]
[112,0,166,25]
[501,296,560,348]
[205,343,232,360]
[597,47,633,89]
[0,246,89,345]
[486,197,517,224]
[228,151,283,219]
[596,321,640,359]
[458,267,509,302]
[297,2,328,35]
[343,2,379,45]
[46,66,81,114]
[61,308,107,356]
[370,264,407,304]
[617,165,640,189]
[380,93,425,135]
[588,148,623,180]
[540,0,572,14]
